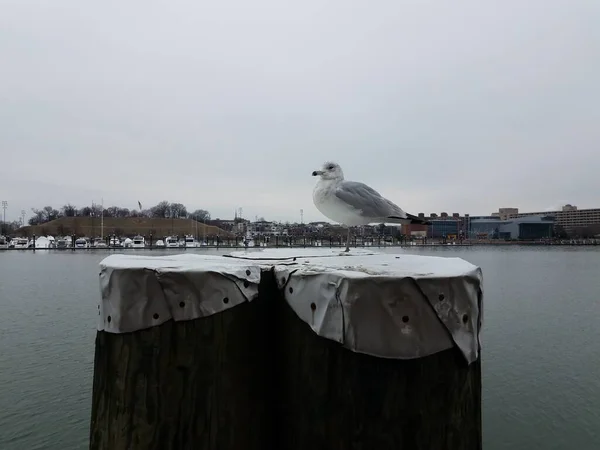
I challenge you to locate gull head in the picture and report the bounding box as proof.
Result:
[312,161,344,181]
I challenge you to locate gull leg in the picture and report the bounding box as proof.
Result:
[344,227,350,252]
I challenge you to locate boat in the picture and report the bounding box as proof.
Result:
[75,238,89,249]
[94,238,108,248]
[55,237,70,249]
[155,239,165,247]
[131,235,145,248]
[122,238,133,248]
[165,236,179,248]
[12,237,29,249]
[109,237,122,247]
[184,235,200,248]
[34,236,53,249]
[241,232,255,248]
[0,236,8,249]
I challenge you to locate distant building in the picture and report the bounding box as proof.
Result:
[428,218,462,239]
[469,215,554,240]
[492,205,600,235]
[415,212,466,239]
[498,208,519,220]
[402,223,428,237]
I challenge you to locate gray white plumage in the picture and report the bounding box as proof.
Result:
[311,161,428,251]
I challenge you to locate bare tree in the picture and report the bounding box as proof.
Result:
[151,201,171,218]
[1,220,21,235]
[62,204,77,217]
[190,209,211,222]
[115,208,131,218]
[91,204,103,217]
[42,206,61,222]
[105,206,120,218]
[169,202,187,218]
[30,208,45,225]
[79,204,103,217]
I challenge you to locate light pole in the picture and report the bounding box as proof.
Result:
[21,209,26,228]
[1,201,7,234]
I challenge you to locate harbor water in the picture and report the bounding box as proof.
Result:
[1,246,599,449]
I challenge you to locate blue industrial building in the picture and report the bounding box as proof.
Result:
[469,215,554,240]
[428,219,462,239]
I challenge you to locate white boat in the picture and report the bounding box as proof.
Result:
[94,238,108,248]
[165,236,179,248]
[34,236,53,249]
[75,238,89,249]
[131,235,145,248]
[0,236,8,249]
[184,235,200,248]
[122,238,133,248]
[12,237,29,249]
[155,239,165,247]
[109,237,122,247]
[241,232,255,248]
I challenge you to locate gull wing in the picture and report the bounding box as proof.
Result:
[335,181,407,219]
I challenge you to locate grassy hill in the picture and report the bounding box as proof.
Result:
[17,217,233,239]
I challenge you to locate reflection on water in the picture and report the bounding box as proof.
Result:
[1,246,599,449]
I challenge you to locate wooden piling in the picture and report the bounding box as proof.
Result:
[90,249,483,450]
[89,255,270,450]
[265,269,482,449]
[247,249,483,450]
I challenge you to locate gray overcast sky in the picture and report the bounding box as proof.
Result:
[1,0,599,223]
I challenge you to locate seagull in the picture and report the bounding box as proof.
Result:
[312,161,430,252]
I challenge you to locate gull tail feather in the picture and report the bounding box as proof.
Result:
[387,214,431,225]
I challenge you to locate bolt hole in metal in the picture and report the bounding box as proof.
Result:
[243,281,249,288]
[107,316,112,323]
[438,293,445,301]
[153,313,159,320]
[462,314,469,324]
[289,287,293,294]
[402,315,409,323]
[179,301,185,308]
[223,297,229,304]
[310,302,316,311]
[246,270,251,276]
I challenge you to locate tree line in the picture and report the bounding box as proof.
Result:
[25,201,211,226]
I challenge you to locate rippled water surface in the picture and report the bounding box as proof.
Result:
[1,246,599,449]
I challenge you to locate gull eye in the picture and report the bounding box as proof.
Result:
[327,165,335,170]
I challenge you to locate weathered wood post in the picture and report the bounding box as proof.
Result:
[231,249,483,450]
[90,254,271,450]
[90,249,483,450]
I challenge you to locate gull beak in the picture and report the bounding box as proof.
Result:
[312,170,323,176]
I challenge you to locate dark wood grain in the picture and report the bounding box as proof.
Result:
[89,290,271,450]
[263,269,482,450]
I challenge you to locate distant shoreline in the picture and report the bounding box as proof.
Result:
[2,239,598,251]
